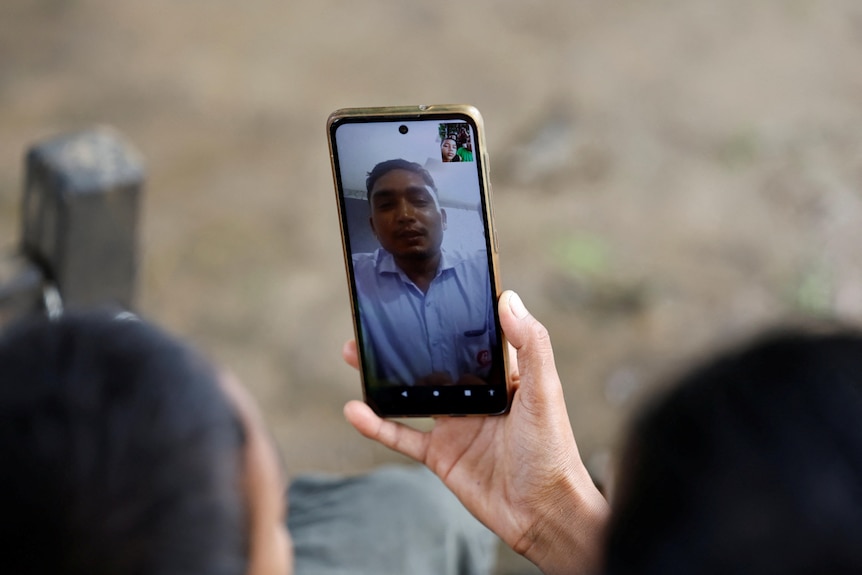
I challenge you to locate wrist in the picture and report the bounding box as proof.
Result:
[516,464,610,575]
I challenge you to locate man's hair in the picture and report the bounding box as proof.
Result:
[365,159,437,202]
[0,311,247,575]
[604,328,862,575]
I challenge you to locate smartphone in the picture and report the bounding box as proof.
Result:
[327,105,510,417]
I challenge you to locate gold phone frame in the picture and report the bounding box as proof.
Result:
[327,104,509,417]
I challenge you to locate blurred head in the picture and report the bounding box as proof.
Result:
[604,328,862,575]
[440,137,458,162]
[365,159,446,263]
[0,311,292,575]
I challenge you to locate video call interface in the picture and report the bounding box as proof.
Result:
[334,118,505,407]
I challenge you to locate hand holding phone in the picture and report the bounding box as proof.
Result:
[343,291,610,575]
[327,105,508,417]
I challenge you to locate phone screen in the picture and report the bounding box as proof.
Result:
[329,107,509,417]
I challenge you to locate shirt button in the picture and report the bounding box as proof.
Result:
[426,301,431,307]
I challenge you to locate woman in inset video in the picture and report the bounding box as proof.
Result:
[440,136,461,162]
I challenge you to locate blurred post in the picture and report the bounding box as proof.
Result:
[0,127,144,324]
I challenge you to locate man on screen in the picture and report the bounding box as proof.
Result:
[352,159,496,387]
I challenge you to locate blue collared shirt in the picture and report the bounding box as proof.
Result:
[353,248,496,386]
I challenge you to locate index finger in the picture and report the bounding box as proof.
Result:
[343,400,430,463]
[506,340,520,387]
[342,340,359,370]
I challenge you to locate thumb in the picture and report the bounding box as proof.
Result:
[499,291,563,401]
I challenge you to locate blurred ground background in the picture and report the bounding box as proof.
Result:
[3,1,862,572]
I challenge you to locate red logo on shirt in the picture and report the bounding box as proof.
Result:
[477,350,491,368]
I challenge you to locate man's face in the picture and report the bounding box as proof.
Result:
[369,169,446,261]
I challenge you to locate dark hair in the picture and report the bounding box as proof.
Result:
[0,311,247,575]
[365,158,437,202]
[604,328,862,575]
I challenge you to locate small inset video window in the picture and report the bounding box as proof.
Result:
[438,123,474,163]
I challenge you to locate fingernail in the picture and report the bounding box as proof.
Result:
[508,291,529,319]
